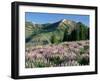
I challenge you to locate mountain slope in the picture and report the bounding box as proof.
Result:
[25,19,89,46]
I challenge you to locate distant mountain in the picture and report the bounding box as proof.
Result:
[25,19,89,46]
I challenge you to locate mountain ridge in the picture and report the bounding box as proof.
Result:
[25,19,89,47]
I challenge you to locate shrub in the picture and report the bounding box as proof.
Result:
[78,54,89,65]
[80,48,85,55]
[84,45,89,50]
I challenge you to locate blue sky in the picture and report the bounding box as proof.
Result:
[25,12,89,26]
